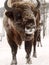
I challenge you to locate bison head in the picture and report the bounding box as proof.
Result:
[4,0,40,40]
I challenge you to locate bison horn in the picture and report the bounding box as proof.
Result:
[35,0,40,9]
[4,0,13,11]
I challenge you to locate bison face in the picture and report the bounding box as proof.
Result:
[5,2,36,32]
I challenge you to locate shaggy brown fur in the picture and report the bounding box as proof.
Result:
[3,0,40,64]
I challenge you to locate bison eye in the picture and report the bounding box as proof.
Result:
[15,13,22,20]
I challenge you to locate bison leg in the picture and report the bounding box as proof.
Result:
[37,41,42,47]
[25,40,32,64]
[37,33,42,47]
[39,37,42,47]
[37,42,39,47]
[33,31,37,58]
[11,43,18,65]
[7,38,18,65]
[33,41,37,58]
[39,41,42,47]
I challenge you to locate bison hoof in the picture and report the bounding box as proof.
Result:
[18,45,21,49]
[11,62,17,65]
[37,44,39,47]
[26,55,29,59]
[26,57,32,64]
[37,44,42,47]
[41,45,42,47]
[11,60,17,65]
[33,53,37,58]
[11,63,17,65]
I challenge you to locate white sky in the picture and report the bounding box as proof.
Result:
[0,0,49,7]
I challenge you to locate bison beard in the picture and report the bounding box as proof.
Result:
[3,0,40,65]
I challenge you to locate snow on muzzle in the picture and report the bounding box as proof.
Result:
[25,26,35,35]
[25,25,36,41]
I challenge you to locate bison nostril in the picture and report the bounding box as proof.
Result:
[25,27,35,35]
[26,27,30,29]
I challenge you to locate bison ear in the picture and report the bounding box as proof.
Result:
[5,11,14,20]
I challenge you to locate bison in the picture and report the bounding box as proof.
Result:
[37,29,42,47]
[3,0,40,64]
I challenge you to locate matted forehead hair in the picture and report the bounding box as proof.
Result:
[11,2,35,10]
[11,2,36,20]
